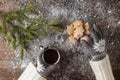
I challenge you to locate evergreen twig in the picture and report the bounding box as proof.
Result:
[0,2,62,59]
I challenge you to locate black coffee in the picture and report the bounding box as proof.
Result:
[43,49,59,65]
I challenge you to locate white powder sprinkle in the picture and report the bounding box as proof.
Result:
[108,10,112,14]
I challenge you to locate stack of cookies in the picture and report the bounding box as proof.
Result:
[66,20,91,45]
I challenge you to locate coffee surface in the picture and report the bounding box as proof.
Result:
[44,49,59,65]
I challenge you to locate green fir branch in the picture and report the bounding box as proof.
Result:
[0,2,63,59]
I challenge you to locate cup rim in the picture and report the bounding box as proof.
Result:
[42,48,60,65]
